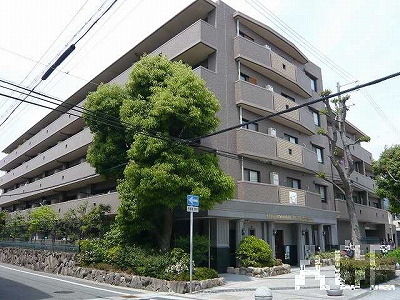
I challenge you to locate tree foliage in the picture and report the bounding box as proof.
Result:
[3,212,28,240]
[28,206,58,238]
[83,55,235,250]
[58,202,111,241]
[373,145,400,214]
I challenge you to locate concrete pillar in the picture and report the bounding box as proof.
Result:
[268,222,276,258]
[297,224,305,261]
[331,224,339,247]
[262,221,268,242]
[318,224,325,252]
[236,219,244,248]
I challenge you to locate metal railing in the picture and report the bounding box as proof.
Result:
[0,240,79,252]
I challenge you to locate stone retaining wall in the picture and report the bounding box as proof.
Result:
[226,264,291,277]
[0,247,224,294]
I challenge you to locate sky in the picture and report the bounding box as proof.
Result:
[0,0,399,161]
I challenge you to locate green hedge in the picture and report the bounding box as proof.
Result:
[78,241,218,281]
[340,256,396,288]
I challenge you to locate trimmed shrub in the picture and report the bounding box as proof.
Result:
[340,256,396,288]
[193,267,218,280]
[236,236,273,267]
[387,248,400,263]
[175,235,210,266]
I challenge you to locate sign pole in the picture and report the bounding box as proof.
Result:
[189,210,193,293]
[186,194,199,294]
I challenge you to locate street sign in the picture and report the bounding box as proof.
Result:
[186,206,199,213]
[187,195,199,207]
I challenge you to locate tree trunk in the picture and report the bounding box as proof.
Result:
[157,209,174,252]
[345,192,361,245]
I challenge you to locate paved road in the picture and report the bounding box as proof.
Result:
[1,262,399,300]
[0,263,192,300]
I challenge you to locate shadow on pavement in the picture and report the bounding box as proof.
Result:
[0,276,51,300]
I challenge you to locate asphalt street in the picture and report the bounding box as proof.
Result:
[0,262,399,300]
[0,263,191,300]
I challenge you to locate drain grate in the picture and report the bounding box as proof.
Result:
[53,290,74,294]
[120,296,139,298]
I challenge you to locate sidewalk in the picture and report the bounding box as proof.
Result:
[188,265,400,300]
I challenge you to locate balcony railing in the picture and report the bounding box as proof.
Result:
[237,181,322,209]
[235,81,315,135]
[0,101,85,171]
[234,36,312,98]
[0,128,92,189]
[236,128,320,173]
[335,199,389,224]
[153,19,217,65]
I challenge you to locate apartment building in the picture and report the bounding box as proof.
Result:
[0,0,394,272]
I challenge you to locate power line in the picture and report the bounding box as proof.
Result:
[246,0,400,139]
[75,0,119,45]
[188,71,400,142]
[0,1,91,133]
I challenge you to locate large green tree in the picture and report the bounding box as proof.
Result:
[83,55,235,251]
[318,90,370,246]
[373,145,400,214]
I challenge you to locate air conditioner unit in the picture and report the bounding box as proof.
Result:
[265,44,271,51]
[266,85,274,92]
[270,172,279,185]
[268,127,277,137]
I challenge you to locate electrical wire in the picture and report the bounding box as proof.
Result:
[188,71,400,142]
[0,1,90,134]
[246,0,400,139]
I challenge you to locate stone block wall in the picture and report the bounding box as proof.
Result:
[0,247,224,293]
[226,264,291,277]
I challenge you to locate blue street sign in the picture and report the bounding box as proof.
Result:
[187,195,199,207]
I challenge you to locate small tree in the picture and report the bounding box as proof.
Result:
[318,90,370,246]
[3,212,28,240]
[28,206,58,240]
[81,204,111,239]
[373,145,400,214]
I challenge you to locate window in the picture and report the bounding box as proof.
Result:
[239,31,254,42]
[311,110,320,126]
[284,133,298,144]
[240,72,257,84]
[336,193,345,200]
[311,78,317,92]
[316,184,327,202]
[240,72,249,82]
[241,118,259,131]
[244,169,260,182]
[281,93,295,102]
[287,177,301,189]
[312,145,324,163]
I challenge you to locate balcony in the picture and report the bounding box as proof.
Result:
[49,192,120,215]
[153,19,217,66]
[0,128,92,189]
[336,137,372,165]
[332,169,376,192]
[236,128,321,173]
[234,36,312,98]
[237,181,322,209]
[235,81,315,135]
[0,101,86,172]
[335,199,389,224]
[193,66,218,94]
[0,162,101,207]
